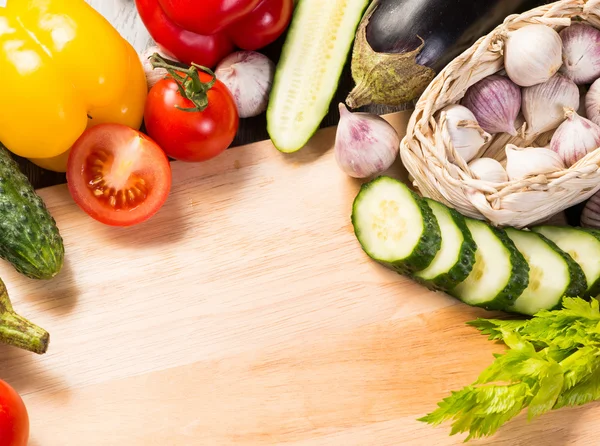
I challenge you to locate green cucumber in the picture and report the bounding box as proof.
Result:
[505,229,587,316]
[267,0,370,153]
[0,144,64,279]
[351,176,441,273]
[450,219,529,311]
[532,226,600,297]
[414,199,477,290]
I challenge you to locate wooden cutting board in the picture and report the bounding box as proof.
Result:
[0,112,598,445]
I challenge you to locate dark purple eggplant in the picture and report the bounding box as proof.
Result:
[346,0,552,109]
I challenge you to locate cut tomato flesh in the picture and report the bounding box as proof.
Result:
[67,124,172,227]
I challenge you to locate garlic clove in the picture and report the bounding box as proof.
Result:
[440,104,491,164]
[215,51,275,118]
[467,157,509,184]
[505,144,565,181]
[559,23,600,85]
[461,75,521,136]
[140,45,173,91]
[522,74,580,137]
[550,107,600,167]
[334,103,400,178]
[586,78,600,127]
[504,24,563,87]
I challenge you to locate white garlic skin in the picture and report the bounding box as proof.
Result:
[215,51,275,118]
[441,104,489,163]
[560,23,600,85]
[582,190,600,228]
[522,74,580,136]
[505,145,565,180]
[550,108,600,167]
[504,24,563,87]
[334,104,400,179]
[461,75,521,136]
[468,157,509,184]
[586,78,600,126]
[140,46,171,91]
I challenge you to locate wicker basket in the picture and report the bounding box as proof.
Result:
[400,0,600,229]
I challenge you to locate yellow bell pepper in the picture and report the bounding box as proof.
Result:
[0,0,147,172]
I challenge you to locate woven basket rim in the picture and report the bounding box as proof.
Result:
[400,0,600,228]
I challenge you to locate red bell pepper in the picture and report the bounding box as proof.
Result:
[135,0,294,67]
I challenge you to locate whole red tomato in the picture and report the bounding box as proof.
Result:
[144,56,239,163]
[227,0,294,51]
[0,380,29,446]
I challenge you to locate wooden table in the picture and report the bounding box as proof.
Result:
[17,0,405,190]
[3,3,600,445]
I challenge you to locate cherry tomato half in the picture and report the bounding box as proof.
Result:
[66,124,172,227]
[0,379,29,446]
[144,69,239,163]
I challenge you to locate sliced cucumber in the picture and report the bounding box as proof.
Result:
[532,226,600,297]
[267,0,370,153]
[351,177,441,273]
[450,220,529,311]
[505,229,587,316]
[414,199,477,290]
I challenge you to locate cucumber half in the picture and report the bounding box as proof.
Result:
[505,229,587,316]
[414,199,477,290]
[267,0,370,153]
[532,226,600,297]
[450,220,529,311]
[352,177,441,273]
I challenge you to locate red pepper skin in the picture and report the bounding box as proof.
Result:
[156,0,262,35]
[136,0,235,67]
[135,0,294,67]
[226,0,294,51]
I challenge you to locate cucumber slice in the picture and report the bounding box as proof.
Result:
[267,0,370,153]
[532,226,600,297]
[414,199,477,290]
[505,229,587,316]
[450,220,529,311]
[351,177,441,273]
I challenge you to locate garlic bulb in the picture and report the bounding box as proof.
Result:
[461,75,521,136]
[504,24,563,87]
[505,145,565,180]
[559,23,600,85]
[215,51,275,118]
[586,78,600,126]
[522,74,580,137]
[334,103,400,178]
[467,158,508,184]
[140,46,171,91]
[550,108,600,167]
[582,190,600,228]
[440,104,490,163]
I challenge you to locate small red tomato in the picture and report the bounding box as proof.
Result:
[67,124,172,227]
[144,57,239,163]
[0,379,29,446]
[227,0,294,51]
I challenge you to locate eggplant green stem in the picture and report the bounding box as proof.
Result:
[149,53,216,113]
[0,279,49,354]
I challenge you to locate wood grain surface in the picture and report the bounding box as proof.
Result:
[0,111,596,445]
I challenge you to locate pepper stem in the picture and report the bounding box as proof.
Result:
[149,53,217,113]
[0,279,49,354]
